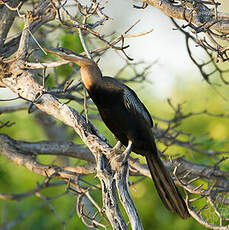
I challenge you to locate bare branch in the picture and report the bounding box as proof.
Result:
[142,0,229,33]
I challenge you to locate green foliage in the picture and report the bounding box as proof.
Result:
[60,31,83,53]
[1,109,45,141]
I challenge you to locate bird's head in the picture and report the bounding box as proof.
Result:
[45,47,93,66]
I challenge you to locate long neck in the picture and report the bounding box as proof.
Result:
[46,48,103,89]
[49,50,103,90]
[63,54,102,90]
[80,64,103,90]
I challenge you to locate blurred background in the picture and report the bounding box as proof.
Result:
[1,0,229,229]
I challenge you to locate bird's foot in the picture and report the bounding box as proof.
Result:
[109,141,132,169]
[109,142,132,168]
[109,153,127,169]
[112,141,122,152]
[121,141,132,165]
[110,141,122,162]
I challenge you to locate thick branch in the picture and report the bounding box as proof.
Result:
[0,0,23,52]
[114,161,144,230]
[0,134,94,162]
[1,134,228,190]
[142,0,229,33]
[0,134,94,177]
[1,0,56,57]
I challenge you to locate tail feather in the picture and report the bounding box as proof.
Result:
[145,154,190,219]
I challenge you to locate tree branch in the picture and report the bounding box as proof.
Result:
[142,0,229,33]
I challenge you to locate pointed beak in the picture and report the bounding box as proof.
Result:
[44,47,77,61]
[44,47,94,66]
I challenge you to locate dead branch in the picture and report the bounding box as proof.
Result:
[139,0,229,62]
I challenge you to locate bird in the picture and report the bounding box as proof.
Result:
[46,47,190,219]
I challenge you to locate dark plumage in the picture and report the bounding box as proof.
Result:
[47,47,190,219]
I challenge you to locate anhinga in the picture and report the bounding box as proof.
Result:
[46,47,190,219]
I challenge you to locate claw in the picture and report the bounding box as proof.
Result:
[112,141,122,151]
[109,140,132,167]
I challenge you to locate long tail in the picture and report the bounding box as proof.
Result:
[145,154,190,219]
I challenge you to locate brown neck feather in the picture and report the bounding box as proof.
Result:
[47,48,103,90]
[80,64,102,90]
[60,54,103,90]
[70,54,95,67]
